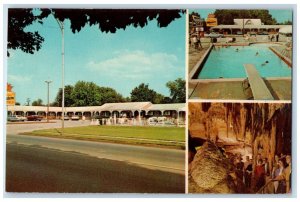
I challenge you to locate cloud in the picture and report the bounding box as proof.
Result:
[8,74,32,82]
[86,50,182,79]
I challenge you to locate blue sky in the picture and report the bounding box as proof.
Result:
[7,11,186,105]
[190,9,293,23]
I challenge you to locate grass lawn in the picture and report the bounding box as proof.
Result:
[22,126,185,149]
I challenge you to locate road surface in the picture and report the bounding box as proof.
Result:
[6,134,185,193]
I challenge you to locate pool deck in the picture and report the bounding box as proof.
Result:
[188,40,292,100]
[188,79,291,100]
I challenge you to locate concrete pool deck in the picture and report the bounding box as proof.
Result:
[188,79,291,100]
[188,40,292,100]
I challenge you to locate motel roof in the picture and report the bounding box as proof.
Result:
[210,24,287,30]
[7,102,186,113]
[100,102,152,111]
[146,103,186,112]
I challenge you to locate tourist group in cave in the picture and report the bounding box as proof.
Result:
[232,153,292,194]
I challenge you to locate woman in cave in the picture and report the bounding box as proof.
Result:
[274,159,287,193]
[254,159,266,192]
[271,155,280,193]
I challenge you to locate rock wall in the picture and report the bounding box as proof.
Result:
[189,141,236,193]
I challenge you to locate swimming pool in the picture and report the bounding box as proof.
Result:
[197,44,291,79]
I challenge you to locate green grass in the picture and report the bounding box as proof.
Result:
[22,125,185,149]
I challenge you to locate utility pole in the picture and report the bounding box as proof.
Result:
[45,80,52,123]
[55,17,65,135]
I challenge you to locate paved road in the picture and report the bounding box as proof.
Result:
[6,120,91,135]
[6,134,185,193]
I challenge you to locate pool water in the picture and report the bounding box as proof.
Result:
[198,44,291,79]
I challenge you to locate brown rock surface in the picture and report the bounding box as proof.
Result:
[189,141,236,193]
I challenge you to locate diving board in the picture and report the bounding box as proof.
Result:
[243,64,274,100]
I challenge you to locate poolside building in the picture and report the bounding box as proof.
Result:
[209,18,291,35]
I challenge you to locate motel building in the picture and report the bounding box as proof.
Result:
[7,102,186,126]
[209,19,292,37]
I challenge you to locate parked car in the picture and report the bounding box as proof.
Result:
[7,115,26,122]
[157,116,167,125]
[257,31,269,35]
[27,115,43,121]
[248,32,257,36]
[71,115,80,121]
[62,116,70,120]
[207,32,224,38]
[236,31,243,35]
[147,117,158,125]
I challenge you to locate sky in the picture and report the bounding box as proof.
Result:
[190,9,293,23]
[7,10,186,105]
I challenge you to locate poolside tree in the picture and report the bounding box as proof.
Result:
[7,8,185,56]
[214,9,277,25]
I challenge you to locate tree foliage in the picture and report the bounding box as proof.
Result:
[166,78,186,103]
[7,8,185,56]
[214,9,277,25]
[53,85,74,107]
[32,98,43,106]
[130,83,164,104]
[7,9,44,57]
[52,81,124,107]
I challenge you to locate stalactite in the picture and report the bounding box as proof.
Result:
[270,119,276,168]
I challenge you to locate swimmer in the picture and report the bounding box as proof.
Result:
[261,60,269,66]
[235,48,239,52]
[255,52,259,56]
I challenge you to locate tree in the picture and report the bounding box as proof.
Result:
[71,81,101,106]
[7,9,44,57]
[189,11,201,22]
[130,83,164,104]
[53,85,74,107]
[166,78,186,103]
[277,20,292,25]
[214,9,277,25]
[15,102,20,106]
[7,9,185,56]
[98,87,125,105]
[25,98,30,106]
[52,81,125,107]
[32,98,43,106]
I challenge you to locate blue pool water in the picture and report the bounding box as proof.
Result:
[197,44,291,79]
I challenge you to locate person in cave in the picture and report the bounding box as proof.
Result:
[235,156,244,181]
[275,155,291,193]
[274,159,287,193]
[262,158,270,176]
[244,156,253,189]
[272,155,280,193]
[254,159,266,192]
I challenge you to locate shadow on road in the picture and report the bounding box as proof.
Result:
[6,143,185,193]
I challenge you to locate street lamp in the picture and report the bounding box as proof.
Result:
[45,80,52,122]
[55,17,65,135]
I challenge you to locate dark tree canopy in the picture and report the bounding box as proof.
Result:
[7,9,44,56]
[31,98,43,106]
[130,83,164,104]
[214,9,277,25]
[7,8,185,56]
